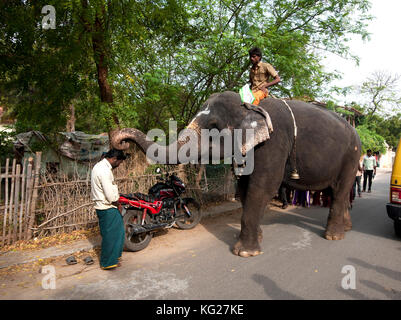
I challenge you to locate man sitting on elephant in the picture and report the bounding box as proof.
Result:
[249,47,281,105]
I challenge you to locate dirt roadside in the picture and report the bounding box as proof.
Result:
[0,200,249,299]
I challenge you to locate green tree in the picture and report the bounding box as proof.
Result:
[0,0,191,134]
[364,113,401,151]
[358,70,401,116]
[1,0,373,136]
[0,130,16,162]
[356,124,386,154]
[120,0,373,131]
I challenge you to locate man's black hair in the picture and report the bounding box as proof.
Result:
[367,149,372,153]
[249,47,262,58]
[105,148,127,160]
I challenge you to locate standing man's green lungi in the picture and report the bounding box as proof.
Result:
[96,208,125,269]
[91,149,127,270]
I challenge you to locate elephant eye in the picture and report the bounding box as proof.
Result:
[209,120,218,129]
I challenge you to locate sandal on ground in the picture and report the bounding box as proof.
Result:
[83,256,94,265]
[66,256,77,265]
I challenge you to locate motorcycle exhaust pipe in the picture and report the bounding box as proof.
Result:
[127,223,169,236]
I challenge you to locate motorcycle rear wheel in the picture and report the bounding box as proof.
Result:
[124,210,152,252]
[175,200,201,230]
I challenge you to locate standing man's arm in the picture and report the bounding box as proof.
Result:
[373,158,377,175]
[261,63,280,94]
[261,75,281,93]
[99,171,120,205]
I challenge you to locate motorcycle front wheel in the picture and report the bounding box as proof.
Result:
[123,210,152,252]
[175,199,201,230]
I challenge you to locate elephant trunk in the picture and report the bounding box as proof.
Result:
[111,128,153,152]
[110,126,202,164]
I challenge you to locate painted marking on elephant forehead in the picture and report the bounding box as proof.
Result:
[187,104,210,130]
[280,227,312,251]
[190,104,210,123]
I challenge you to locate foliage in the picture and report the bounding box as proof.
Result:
[356,124,386,155]
[1,0,373,135]
[337,71,401,153]
[358,113,401,151]
[358,71,401,117]
[0,129,16,162]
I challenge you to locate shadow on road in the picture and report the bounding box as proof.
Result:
[252,274,303,300]
[337,256,401,300]
[348,257,401,283]
[200,171,396,259]
[360,280,401,299]
[200,204,328,255]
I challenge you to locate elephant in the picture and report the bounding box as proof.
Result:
[111,91,361,258]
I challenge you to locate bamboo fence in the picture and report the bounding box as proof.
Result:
[0,152,41,246]
[0,151,235,248]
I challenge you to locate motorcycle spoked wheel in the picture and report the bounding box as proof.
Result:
[123,210,152,252]
[175,200,201,230]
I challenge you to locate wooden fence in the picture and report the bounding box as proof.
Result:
[0,152,42,246]
[0,152,235,248]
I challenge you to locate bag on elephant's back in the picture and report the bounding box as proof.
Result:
[239,84,255,104]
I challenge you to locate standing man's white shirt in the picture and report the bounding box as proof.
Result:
[363,155,376,171]
[91,158,119,210]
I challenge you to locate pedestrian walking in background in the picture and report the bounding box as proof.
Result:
[362,149,377,193]
[353,159,363,198]
[373,151,380,179]
[91,149,127,270]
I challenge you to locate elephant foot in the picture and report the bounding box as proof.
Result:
[344,210,352,232]
[258,232,263,243]
[324,232,345,240]
[325,219,345,240]
[344,224,352,232]
[232,240,263,258]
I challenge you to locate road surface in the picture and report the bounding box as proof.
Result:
[1,169,400,300]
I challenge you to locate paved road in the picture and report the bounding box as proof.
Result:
[3,169,401,300]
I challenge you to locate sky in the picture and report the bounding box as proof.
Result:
[323,0,401,107]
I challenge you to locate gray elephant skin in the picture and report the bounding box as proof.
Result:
[111,91,361,258]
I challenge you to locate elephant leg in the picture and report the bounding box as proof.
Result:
[325,169,354,240]
[325,202,345,240]
[344,208,352,231]
[237,175,249,207]
[233,173,282,257]
[233,193,270,257]
[237,175,263,243]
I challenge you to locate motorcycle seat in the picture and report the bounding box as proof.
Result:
[120,193,136,200]
[133,192,156,203]
[120,193,156,203]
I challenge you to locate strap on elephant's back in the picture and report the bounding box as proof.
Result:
[280,99,300,180]
[281,99,297,138]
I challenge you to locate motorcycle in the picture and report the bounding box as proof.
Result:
[118,168,202,252]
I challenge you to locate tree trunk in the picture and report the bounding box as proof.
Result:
[66,104,76,132]
[81,0,119,140]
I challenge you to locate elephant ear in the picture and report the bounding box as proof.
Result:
[238,103,273,155]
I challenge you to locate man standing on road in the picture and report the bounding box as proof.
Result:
[353,159,363,199]
[249,47,281,106]
[91,149,127,270]
[362,149,377,193]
